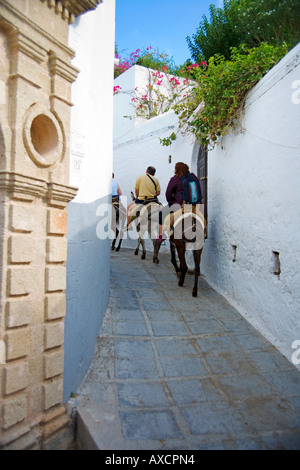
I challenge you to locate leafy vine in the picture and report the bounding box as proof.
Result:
[172,42,289,146]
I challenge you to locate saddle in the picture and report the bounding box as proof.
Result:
[163,205,206,237]
[127,200,160,223]
[136,197,159,205]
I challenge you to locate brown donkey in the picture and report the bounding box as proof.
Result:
[167,207,206,297]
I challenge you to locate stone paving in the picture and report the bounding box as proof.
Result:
[72,248,300,450]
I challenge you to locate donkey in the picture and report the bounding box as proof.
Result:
[129,200,162,264]
[167,206,206,297]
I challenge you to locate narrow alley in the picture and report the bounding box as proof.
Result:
[70,248,300,450]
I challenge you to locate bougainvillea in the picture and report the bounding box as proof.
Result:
[114,41,288,148]
[173,42,288,146]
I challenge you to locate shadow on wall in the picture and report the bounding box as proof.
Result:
[63,194,111,402]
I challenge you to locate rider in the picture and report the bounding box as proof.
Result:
[157,162,201,242]
[127,166,161,226]
[134,166,161,204]
[165,162,200,208]
[112,172,122,202]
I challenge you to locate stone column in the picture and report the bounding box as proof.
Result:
[0,0,101,450]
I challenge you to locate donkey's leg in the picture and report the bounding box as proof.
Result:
[178,246,188,287]
[140,237,146,259]
[170,241,180,274]
[116,227,123,251]
[151,217,161,264]
[192,248,203,297]
[112,227,119,251]
[134,236,140,256]
[116,216,126,252]
[152,239,160,264]
[111,235,116,250]
[175,241,187,287]
[192,249,201,297]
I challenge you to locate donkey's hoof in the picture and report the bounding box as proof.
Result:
[192,291,198,297]
[134,250,138,256]
[153,258,159,264]
[116,247,120,252]
[141,254,146,260]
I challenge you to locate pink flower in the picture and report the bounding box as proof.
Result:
[170,77,180,86]
[162,65,169,71]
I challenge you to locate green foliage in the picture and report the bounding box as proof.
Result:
[174,42,288,146]
[187,0,300,62]
[159,132,177,147]
[114,45,179,79]
[135,49,176,73]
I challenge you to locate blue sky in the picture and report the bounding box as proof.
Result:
[115,0,223,66]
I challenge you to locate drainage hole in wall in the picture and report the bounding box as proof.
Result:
[272,251,281,276]
[232,245,237,262]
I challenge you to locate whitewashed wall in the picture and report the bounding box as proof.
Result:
[201,43,300,367]
[64,1,116,400]
[113,65,199,251]
[69,5,114,202]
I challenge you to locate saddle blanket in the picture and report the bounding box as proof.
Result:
[127,201,160,223]
[163,205,206,250]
